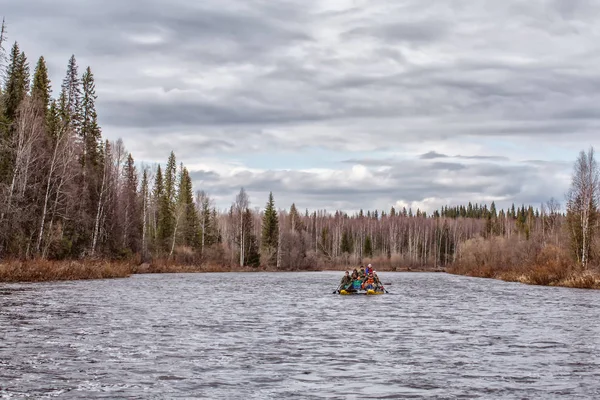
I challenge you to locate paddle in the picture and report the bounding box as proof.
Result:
[332,283,343,294]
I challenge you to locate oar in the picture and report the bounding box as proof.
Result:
[332,283,343,294]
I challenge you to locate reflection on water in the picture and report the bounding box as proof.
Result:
[1,272,600,399]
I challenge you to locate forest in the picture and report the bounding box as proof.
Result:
[0,22,599,288]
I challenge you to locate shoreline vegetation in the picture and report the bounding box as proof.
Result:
[1,21,600,290]
[0,258,443,284]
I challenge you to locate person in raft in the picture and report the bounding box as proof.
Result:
[365,263,373,275]
[339,271,352,290]
[358,265,366,278]
[361,272,376,290]
[372,271,382,287]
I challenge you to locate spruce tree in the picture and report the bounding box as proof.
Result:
[164,151,177,204]
[122,153,139,251]
[244,208,260,267]
[177,167,198,247]
[60,55,81,131]
[140,168,149,258]
[32,56,51,112]
[3,42,29,120]
[261,192,278,264]
[81,66,101,167]
[153,165,165,247]
[198,193,212,250]
[340,230,353,254]
[363,235,373,258]
[46,100,60,140]
[159,153,176,248]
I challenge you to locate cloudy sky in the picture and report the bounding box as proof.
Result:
[4,0,597,213]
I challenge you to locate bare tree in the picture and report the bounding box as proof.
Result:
[566,147,599,269]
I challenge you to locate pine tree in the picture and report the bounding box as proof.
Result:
[32,56,51,112]
[177,167,198,247]
[363,235,373,258]
[122,153,139,251]
[197,191,213,250]
[153,165,165,247]
[159,152,176,247]
[244,208,260,267]
[140,168,149,259]
[261,192,278,265]
[164,151,177,204]
[60,55,81,131]
[80,66,101,167]
[0,43,29,184]
[3,42,29,120]
[340,230,353,254]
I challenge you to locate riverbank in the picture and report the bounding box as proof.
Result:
[447,264,600,289]
[0,259,443,283]
[0,260,270,283]
[0,260,133,283]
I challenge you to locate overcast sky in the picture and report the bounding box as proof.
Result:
[3,0,597,214]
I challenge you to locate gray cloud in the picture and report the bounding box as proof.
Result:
[420,151,448,159]
[3,0,594,211]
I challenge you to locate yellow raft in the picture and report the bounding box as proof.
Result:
[339,289,385,295]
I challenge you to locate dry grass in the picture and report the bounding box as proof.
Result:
[321,254,445,272]
[0,259,133,283]
[448,238,600,289]
[134,258,272,274]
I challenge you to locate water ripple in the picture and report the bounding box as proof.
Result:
[1,272,600,398]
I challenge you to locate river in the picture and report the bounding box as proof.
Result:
[1,272,599,399]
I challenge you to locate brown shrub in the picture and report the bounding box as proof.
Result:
[558,271,600,289]
[0,259,132,283]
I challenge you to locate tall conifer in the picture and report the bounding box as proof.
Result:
[32,56,51,112]
[4,42,29,120]
[81,66,101,167]
[261,192,278,265]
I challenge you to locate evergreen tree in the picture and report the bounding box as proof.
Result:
[80,66,101,167]
[197,192,213,250]
[140,167,149,259]
[177,167,198,247]
[261,192,278,265]
[46,100,60,140]
[340,230,353,254]
[164,151,177,204]
[60,54,81,131]
[32,56,51,112]
[152,165,165,247]
[122,153,139,251]
[244,208,260,267]
[363,235,373,258]
[159,152,177,247]
[3,42,29,120]
[210,207,221,243]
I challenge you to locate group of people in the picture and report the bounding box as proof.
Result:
[338,263,383,292]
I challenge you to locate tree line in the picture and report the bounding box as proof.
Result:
[0,21,597,273]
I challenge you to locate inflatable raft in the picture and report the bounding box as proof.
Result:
[339,289,385,295]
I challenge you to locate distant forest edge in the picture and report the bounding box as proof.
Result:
[0,21,599,288]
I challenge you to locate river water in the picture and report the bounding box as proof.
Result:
[1,272,599,399]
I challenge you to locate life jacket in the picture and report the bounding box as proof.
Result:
[362,276,375,288]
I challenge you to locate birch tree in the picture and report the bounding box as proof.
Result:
[566,147,599,269]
